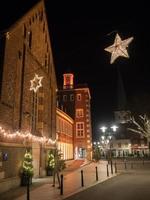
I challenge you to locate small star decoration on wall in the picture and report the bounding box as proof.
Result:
[104,33,134,64]
[30,74,43,93]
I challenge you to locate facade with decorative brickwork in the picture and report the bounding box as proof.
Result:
[57,73,92,160]
[0,1,57,193]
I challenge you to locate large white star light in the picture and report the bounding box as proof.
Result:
[104,33,134,64]
[30,74,43,93]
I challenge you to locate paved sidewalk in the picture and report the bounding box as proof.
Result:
[14,160,116,200]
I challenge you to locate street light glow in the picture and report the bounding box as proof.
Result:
[101,136,105,140]
[100,126,107,133]
[111,125,118,132]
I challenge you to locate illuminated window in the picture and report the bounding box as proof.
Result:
[77,94,82,101]
[63,95,67,101]
[76,109,84,118]
[76,122,84,137]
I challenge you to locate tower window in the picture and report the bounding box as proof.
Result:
[76,122,84,138]
[77,94,82,101]
[70,94,74,101]
[63,95,67,101]
[76,109,84,118]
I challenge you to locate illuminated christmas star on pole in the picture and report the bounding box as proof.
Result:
[104,33,134,64]
[30,74,43,93]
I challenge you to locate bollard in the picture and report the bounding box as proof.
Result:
[107,164,109,177]
[115,162,117,173]
[27,175,30,200]
[60,174,63,195]
[110,160,113,174]
[81,170,84,187]
[95,166,98,181]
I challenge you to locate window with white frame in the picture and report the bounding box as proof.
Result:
[77,94,82,101]
[70,94,74,101]
[76,109,84,118]
[63,95,67,101]
[76,122,84,137]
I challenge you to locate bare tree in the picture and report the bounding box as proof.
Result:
[128,114,150,141]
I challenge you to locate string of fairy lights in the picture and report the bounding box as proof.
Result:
[0,126,56,145]
[0,29,57,147]
[0,20,134,147]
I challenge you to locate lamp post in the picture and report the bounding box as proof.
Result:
[100,125,118,161]
[93,141,101,162]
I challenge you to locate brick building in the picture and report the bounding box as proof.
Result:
[57,73,92,160]
[56,108,74,160]
[0,1,57,192]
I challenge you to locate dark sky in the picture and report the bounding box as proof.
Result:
[0,0,150,138]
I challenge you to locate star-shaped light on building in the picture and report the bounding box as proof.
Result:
[104,33,134,64]
[30,74,43,93]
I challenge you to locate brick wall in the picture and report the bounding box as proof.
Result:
[0,1,57,187]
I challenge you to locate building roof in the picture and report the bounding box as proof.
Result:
[56,108,74,124]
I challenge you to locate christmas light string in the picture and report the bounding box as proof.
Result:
[0,126,56,145]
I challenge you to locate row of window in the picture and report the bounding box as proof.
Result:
[56,117,73,136]
[60,93,82,101]
[58,93,89,102]
[57,142,73,160]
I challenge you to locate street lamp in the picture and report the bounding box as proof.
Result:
[93,141,101,162]
[100,125,118,161]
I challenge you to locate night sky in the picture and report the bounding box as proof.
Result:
[0,1,150,138]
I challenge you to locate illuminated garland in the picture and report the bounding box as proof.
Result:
[0,126,56,145]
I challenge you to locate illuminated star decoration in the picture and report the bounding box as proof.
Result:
[104,33,134,64]
[30,74,43,93]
